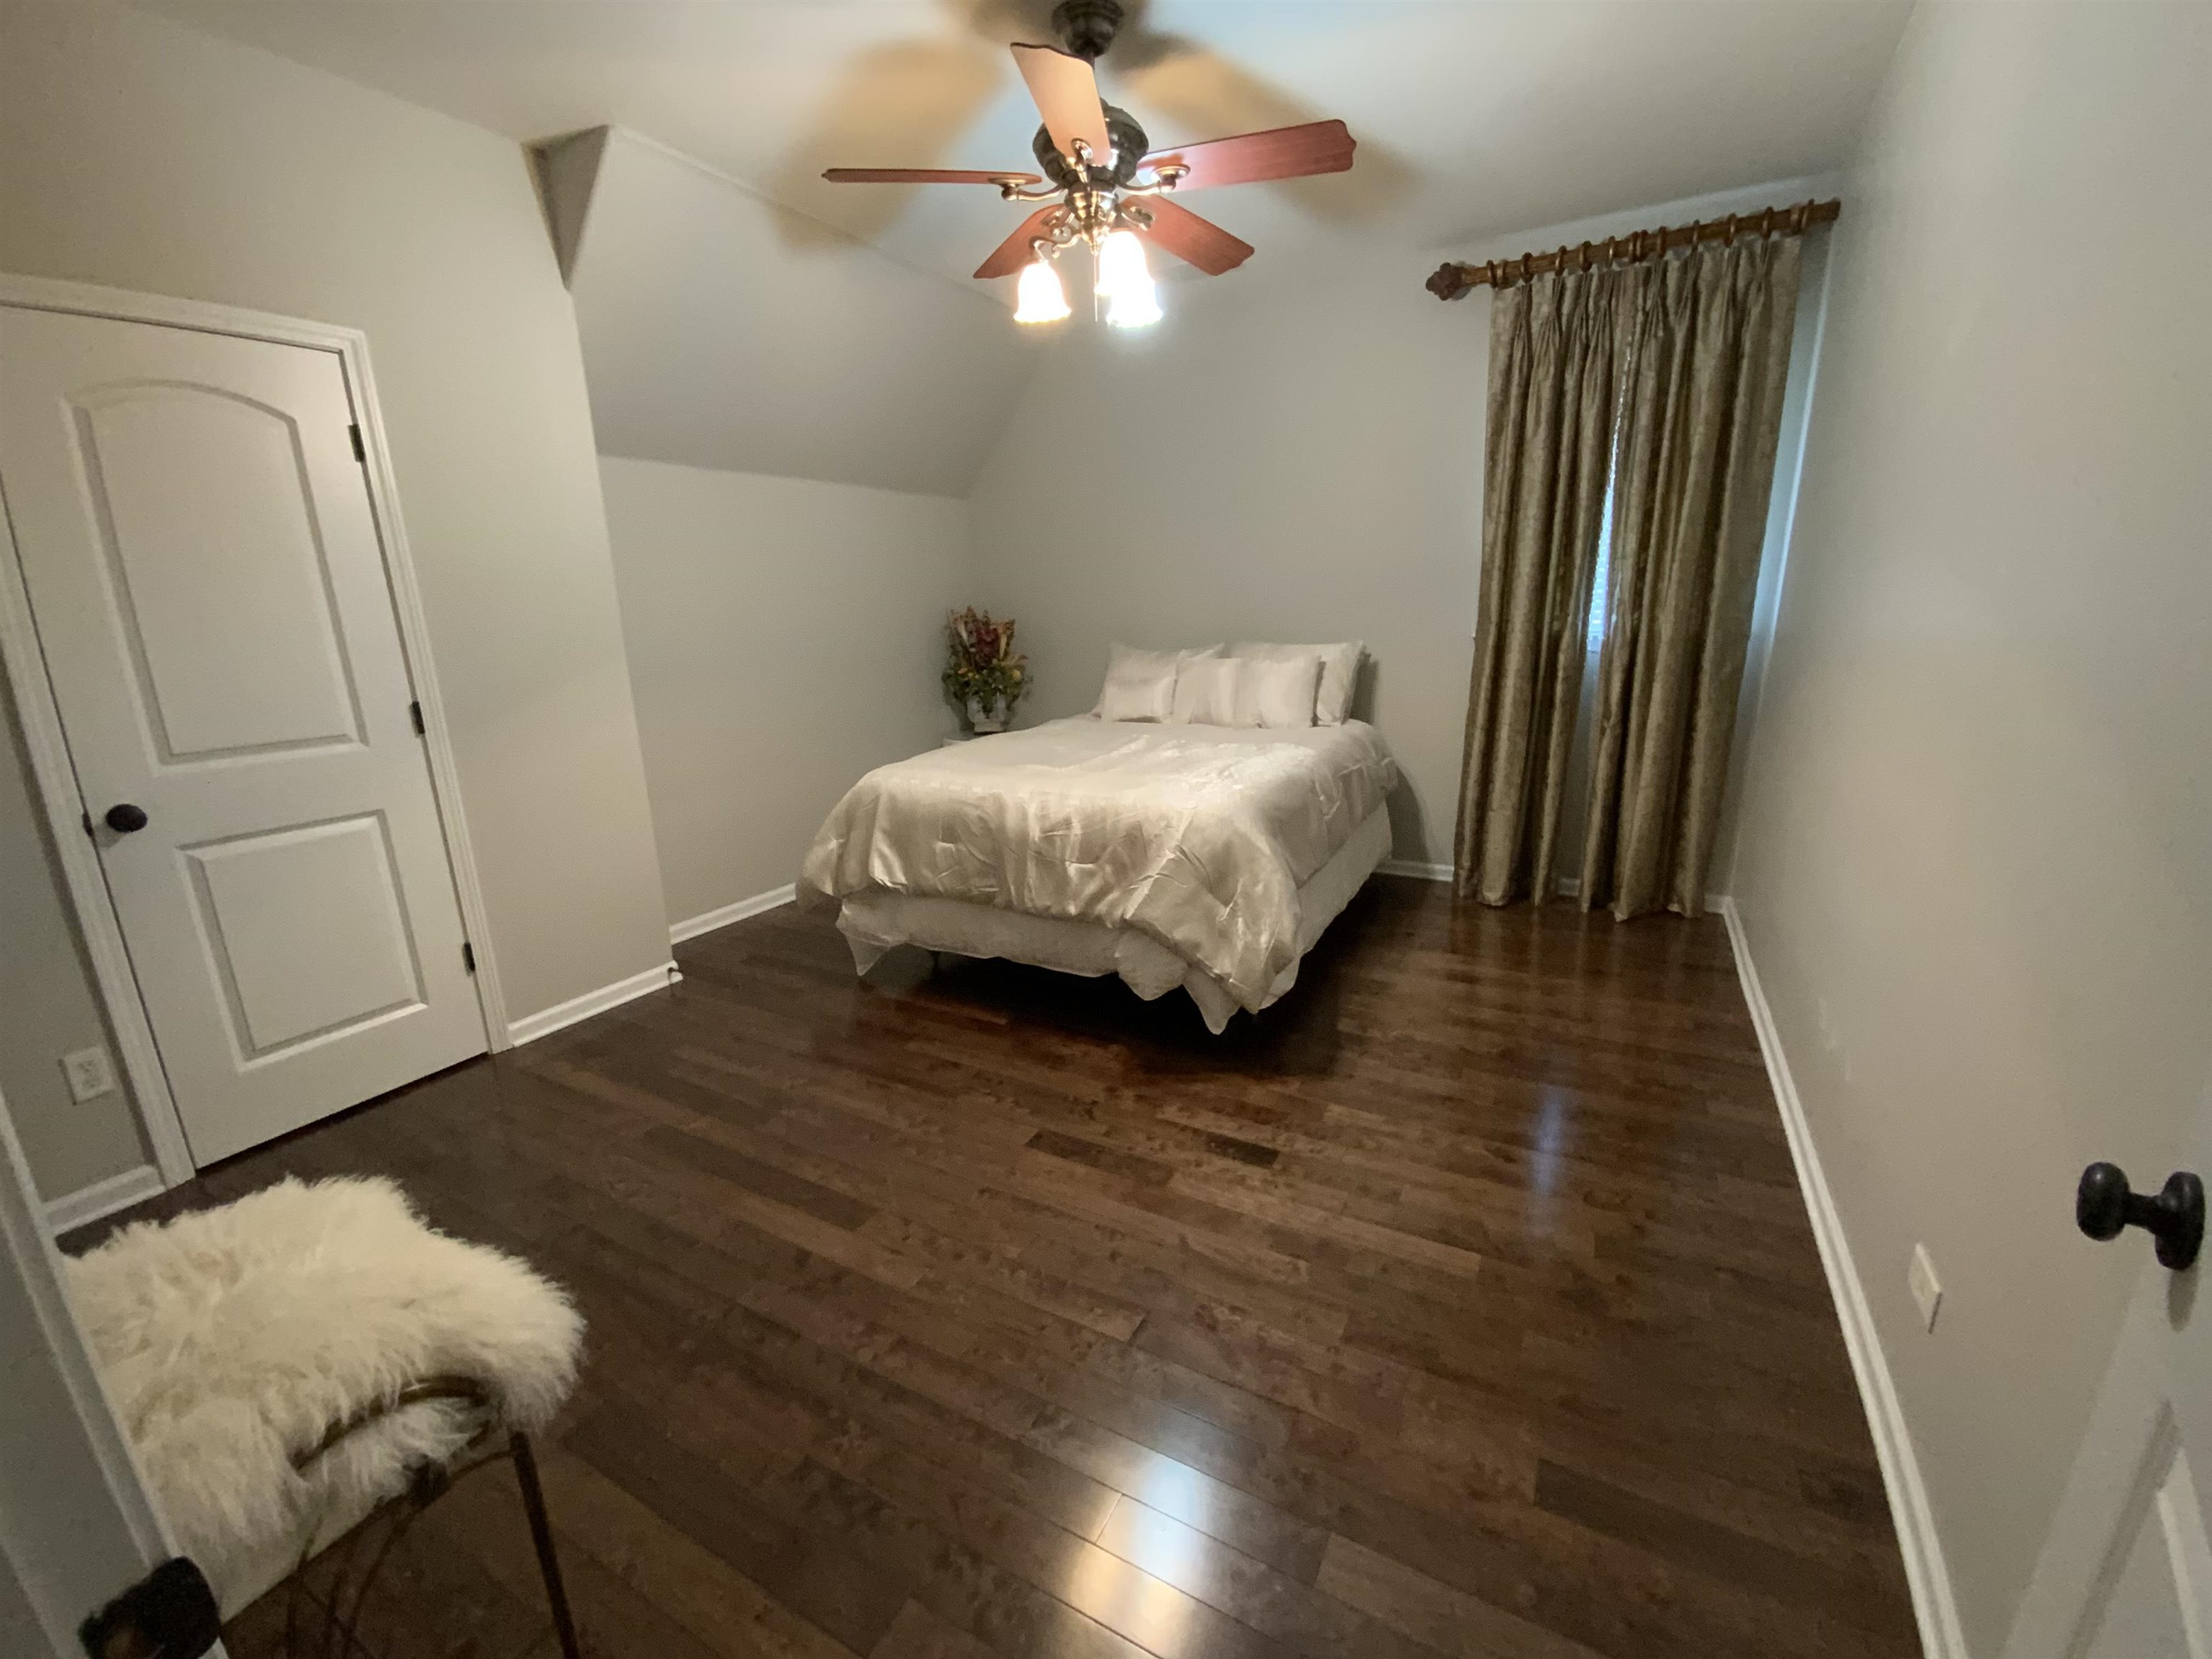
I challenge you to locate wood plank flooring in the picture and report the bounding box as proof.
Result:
[76,878,1920,1659]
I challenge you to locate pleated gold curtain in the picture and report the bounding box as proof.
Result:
[1580,235,1803,918]
[1452,264,1632,904]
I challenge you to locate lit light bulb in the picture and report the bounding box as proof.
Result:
[1013,257,1069,324]
[1094,229,1148,298]
[1106,274,1162,329]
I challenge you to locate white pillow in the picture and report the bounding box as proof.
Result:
[1232,655,1322,728]
[1094,642,1222,722]
[1170,657,1245,726]
[1230,641,1363,724]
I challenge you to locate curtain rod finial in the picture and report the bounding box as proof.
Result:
[1426,262,1473,302]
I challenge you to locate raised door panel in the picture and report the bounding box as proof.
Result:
[74,385,363,764]
[184,815,425,1061]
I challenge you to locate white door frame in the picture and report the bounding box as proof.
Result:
[0,1079,217,1656]
[0,274,509,1190]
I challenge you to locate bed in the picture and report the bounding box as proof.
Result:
[799,712,1399,1033]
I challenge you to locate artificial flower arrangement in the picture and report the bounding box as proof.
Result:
[943,608,1028,734]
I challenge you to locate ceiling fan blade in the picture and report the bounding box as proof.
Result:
[1144,120,1356,190]
[1010,42,1112,163]
[1135,197,1254,276]
[777,37,1005,246]
[974,206,1064,280]
[823,168,1043,185]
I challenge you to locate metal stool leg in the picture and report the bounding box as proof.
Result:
[509,1431,584,1659]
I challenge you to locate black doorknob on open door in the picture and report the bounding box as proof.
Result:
[104,802,148,833]
[2077,1162,2204,1270]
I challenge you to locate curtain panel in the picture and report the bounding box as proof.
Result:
[1452,264,1632,905]
[1581,235,1802,918]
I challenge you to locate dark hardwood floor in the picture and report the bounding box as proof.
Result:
[78,877,1921,1659]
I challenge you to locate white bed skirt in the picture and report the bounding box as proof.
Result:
[834,807,1395,1034]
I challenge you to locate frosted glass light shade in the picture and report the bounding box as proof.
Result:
[1094,229,1149,297]
[1106,274,1162,328]
[1014,258,1070,323]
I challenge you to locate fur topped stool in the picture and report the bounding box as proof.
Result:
[66,1174,585,1655]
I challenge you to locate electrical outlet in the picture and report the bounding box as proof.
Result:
[1908,1242,1943,1333]
[61,1045,116,1103]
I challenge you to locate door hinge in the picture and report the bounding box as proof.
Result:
[81,809,95,839]
[409,700,426,735]
[349,423,367,464]
[462,942,477,974]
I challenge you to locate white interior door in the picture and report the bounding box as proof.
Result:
[2006,1080,2212,1659]
[0,306,485,1165]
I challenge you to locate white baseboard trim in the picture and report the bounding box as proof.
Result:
[45,1162,166,1235]
[1718,897,1967,1659]
[507,962,678,1046]
[670,882,796,944]
[1378,858,1453,882]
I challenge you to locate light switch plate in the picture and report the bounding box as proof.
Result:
[61,1046,117,1103]
[1909,1242,1943,1333]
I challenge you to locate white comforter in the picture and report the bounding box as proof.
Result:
[800,717,1399,1010]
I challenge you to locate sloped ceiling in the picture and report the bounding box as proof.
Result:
[549,127,1036,495]
[126,0,1909,493]
[132,1,1908,286]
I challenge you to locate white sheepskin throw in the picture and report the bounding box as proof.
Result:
[66,1176,583,1616]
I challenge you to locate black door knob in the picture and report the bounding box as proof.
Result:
[2077,1162,2204,1270]
[103,802,149,834]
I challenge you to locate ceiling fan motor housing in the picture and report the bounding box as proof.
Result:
[1051,0,1125,62]
[1033,103,1148,188]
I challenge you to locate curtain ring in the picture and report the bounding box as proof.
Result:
[1791,202,1809,235]
[1723,213,1738,246]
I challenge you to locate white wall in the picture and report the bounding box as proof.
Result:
[600,457,969,928]
[1726,4,2212,1651]
[967,179,1833,869]
[572,130,1038,498]
[0,0,671,1077]
[968,259,1468,864]
[0,681,148,1202]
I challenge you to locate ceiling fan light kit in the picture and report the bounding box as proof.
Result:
[1094,228,1146,297]
[1014,256,1072,324]
[1105,274,1163,330]
[1092,227,1159,328]
[822,0,1354,330]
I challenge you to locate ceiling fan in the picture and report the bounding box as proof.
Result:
[822,0,1356,326]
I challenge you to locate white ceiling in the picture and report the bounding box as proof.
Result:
[132,0,1909,289]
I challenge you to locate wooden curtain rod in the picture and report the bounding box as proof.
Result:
[1425,198,1840,300]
